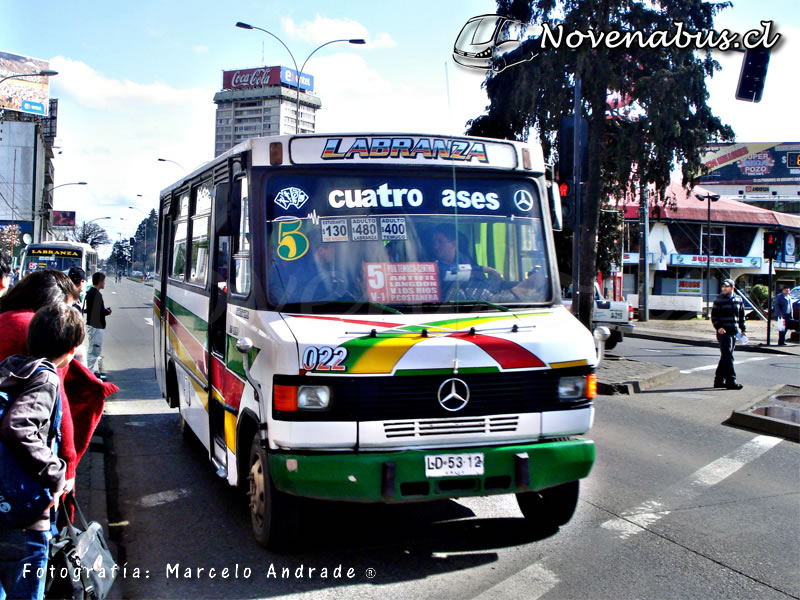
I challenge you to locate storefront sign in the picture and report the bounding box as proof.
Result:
[622,252,654,264]
[670,254,762,268]
[677,279,702,295]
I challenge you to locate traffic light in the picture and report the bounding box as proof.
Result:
[764,231,779,259]
[558,116,589,181]
[735,48,770,102]
[558,180,575,225]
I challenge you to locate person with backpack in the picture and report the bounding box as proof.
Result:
[0,303,84,600]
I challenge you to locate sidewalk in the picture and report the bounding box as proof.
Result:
[629,317,800,357]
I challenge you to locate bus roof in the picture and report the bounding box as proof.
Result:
[160,133,546,197]
[23,241,96,253]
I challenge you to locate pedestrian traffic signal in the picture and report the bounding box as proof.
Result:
[763,231,779,259]
[558,180,574,225]
[735,48,771,103]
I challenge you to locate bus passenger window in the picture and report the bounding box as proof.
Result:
[189,183,212,286]
[232,178,251,295]
[171,221,187,280]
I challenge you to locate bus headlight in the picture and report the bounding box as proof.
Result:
[297,386,331,410]
[558,374,596,400]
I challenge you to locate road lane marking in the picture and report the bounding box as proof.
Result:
[472,563,560,600]
[138,488,191,508]
[679,356,770,374]
[144,318,153,326]
[601,434,782,540]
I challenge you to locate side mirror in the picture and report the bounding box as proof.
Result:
[593,326,611,363]
[546,166,563,231]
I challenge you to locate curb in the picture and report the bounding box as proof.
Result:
[726,385,800,442]
[597,362,680,396]
[627,331,797,355]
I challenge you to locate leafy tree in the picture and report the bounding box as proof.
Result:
[0,224,21,263]
[71,222,112,249]
[467,0,735,327]
[109,240,132,273]
[132,209,158,271]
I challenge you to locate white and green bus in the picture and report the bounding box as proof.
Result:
[153,133,599,549]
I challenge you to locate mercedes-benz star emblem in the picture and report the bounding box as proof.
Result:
[514,189,534,212]
[438,378,470,412]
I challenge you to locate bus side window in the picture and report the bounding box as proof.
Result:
[171,191,189,281]
[189,182,212,286]
[232,177,251,295]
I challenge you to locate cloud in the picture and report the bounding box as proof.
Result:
[44,57,215,254]
[49,56,209,110]
[281,15,396,49]
[311,53,487,135]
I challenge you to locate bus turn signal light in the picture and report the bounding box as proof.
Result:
[273,384,298,411]
[586,373,597,399]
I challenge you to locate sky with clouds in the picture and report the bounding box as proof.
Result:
[1,0,797,257]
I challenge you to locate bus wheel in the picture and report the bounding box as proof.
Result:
[247,436,294,550]
[516,480,580,530]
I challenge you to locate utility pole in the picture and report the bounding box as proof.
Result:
[638,184,649,322]
[571,76,582,319]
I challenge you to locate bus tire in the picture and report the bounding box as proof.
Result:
[247,435,295,550]
[516,480,580,530]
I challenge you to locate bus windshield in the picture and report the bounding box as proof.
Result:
[23,246,84,274]
[266,173,552,313]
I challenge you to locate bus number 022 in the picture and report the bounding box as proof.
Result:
[302,346,348,371]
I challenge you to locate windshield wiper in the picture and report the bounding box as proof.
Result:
[279,300,402,315]
[442,300,510,312]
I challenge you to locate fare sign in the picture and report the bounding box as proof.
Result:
[364,262,440,303]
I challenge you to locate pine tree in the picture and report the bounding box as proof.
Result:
[467,0,735,327]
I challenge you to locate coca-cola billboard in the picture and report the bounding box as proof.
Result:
[222,66,314,92]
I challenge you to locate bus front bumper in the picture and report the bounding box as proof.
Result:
[268,438,594,502]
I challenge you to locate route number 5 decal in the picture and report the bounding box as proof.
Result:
[277,220,309,261]
[302,346,348,371]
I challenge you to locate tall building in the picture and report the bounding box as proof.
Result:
[213,65,322,156]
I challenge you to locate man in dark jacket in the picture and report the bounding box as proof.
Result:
[84,272,112,374]
[773,284,792,346]
[710,278,746,390]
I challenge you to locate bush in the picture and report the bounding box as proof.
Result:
[750,284,768,308]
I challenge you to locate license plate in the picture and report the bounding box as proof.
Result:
[424,453,484,477]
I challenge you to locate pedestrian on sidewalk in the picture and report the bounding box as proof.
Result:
[711,278,746,390]
[0,258,9,298]
[0,303,84,600]
[773,284,792,346]
[84,272,112,375]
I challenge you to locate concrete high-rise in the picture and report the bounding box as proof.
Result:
[213,65,321,156]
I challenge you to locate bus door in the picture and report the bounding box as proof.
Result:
[208,181,234,473]
[155,211,172,404]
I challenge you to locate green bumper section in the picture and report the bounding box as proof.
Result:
[269,439,595,503]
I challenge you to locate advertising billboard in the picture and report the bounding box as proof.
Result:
[222,65,313,92]
[52,210,76,227]
[0,50,52,116]
[698,142,800,184]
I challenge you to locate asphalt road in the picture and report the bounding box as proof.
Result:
[613,336,798,389]
[100,279,799,600]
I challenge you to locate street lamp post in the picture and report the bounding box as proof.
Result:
[0,70,58,86]
[235,22,365,134]
[696,192,721,319]
[157,158,186,172]
[41,181,88,242]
